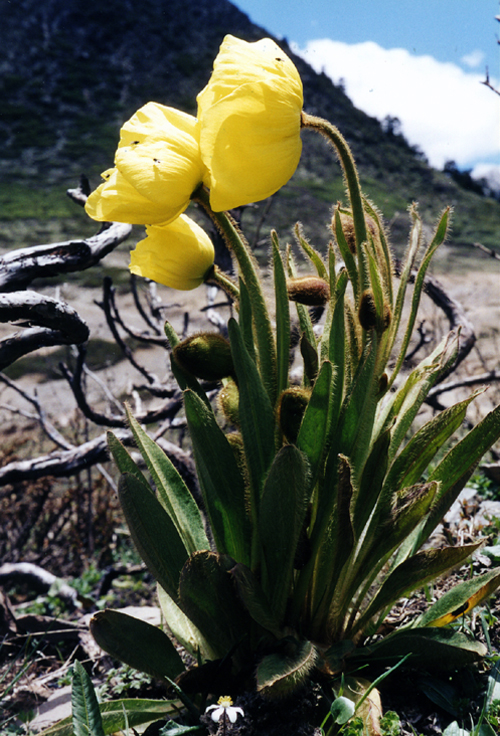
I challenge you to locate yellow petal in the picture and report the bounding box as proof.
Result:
[85,168,185,225]
[198,35,303,210]
[85,104,205,225]
[129,215,215,291]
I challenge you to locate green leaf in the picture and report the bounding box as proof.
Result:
[352,428,391,537]
[294,222,328,280]
[417,403,500,546]
[183,389,250,564]
[300,333,319,384]
[156,583,218,661]
[258,445,310,621]
[118,472,188,601]
[337,333,379,470]
[71,660,105,736]
[178,551,250,658]
[383,391,482,494]
[256,639,318,697]
[296,360,334,483]
[107,431,152,494]
[238,277,256,362]
[272,231,291,398]
[160,722,203,735]
[228,318,275,499]
[330,696,355,724]
[357,543,483,631]
[230,563,282,637]
[418,674,460,716]
[38,699,180,736]
[333,206,359,302]
[419,567,500,627]
[354,627,486,670]
[90,609,185,680]
[125,406,209,555]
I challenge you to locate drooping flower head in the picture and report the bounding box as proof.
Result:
[198,35,303,211]
[129,214,215,290]
[85,103,206,226]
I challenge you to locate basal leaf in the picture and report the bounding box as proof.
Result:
[354,627,486,670]
[228,318,275,501]
[118,472,188,601]
[356,543,483,632]
[272,231,291,398]
[256,639,318,697]
[156,583,218,661]
[296,360,334,483]
[258,445,310,622]
[183,388,250,564]
[107,431,152,494]
[178,551,250,658]
[125,405,209,555]
[419,567,500,627]
[294,222,328,280]
[90,609,185,680]
[230,563,282,637]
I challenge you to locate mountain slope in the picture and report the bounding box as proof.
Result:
[1,0,499,253]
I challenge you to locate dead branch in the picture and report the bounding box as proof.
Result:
[0,222,132,292]
[97,276,160,384]
[0,562,81,609]
[427,370,500,398]
[0,372,73,450]
[472,241,500,261]
[0,291,90,370]
[423,272,476,379]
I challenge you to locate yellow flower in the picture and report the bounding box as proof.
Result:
[197,35,303,211]
[85,103,205,225]
[129,214,215,291]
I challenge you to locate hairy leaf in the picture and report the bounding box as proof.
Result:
[71,660,105,736]
[90,609,185,680]
[256,639,318,697]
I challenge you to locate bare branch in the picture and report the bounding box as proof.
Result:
[0,372,73,450]
[0,291,90,370]
[428,370,500,398]
[0,222,132,292]
[472,241,500,261]
[97,277,159,384]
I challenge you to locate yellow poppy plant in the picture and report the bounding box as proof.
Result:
[129,214,215,291]
[198,35,304,211]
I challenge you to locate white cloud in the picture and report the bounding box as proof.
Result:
[472,163,500,195]
[293,39,500,170]
[461,49,485,69]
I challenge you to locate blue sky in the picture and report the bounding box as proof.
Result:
[235,0,500,179]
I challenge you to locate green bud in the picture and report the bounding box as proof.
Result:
[358,291,391,333]
[277,387,311,443]
[287,276,330,306]
[173,332,233,381]
[218,379,240,425]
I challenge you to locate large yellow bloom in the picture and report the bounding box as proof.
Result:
[129,215,215,291]
[197,35,303,212]
[85,103,206,225]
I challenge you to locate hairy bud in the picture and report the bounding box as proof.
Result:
[277,387,311,443]
[218,379,240,425]
[173,332,233,381]
[358,291,391,333]
[287,276,330,306]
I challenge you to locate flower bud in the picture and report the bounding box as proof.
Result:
[287,276,330,306]
[218,379,240,425]
[335,212,379,255]
[173,333,233,381]
[277,387,311,443]
[358,290,391,333]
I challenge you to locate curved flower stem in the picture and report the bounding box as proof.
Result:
[301,112,369,297]
[206,265,240,302]
[193,186,276,403]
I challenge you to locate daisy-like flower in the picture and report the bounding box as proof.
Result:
[198,34,303,211]
[205,696,244,724]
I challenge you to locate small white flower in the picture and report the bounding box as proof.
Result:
[205,696,244,724]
